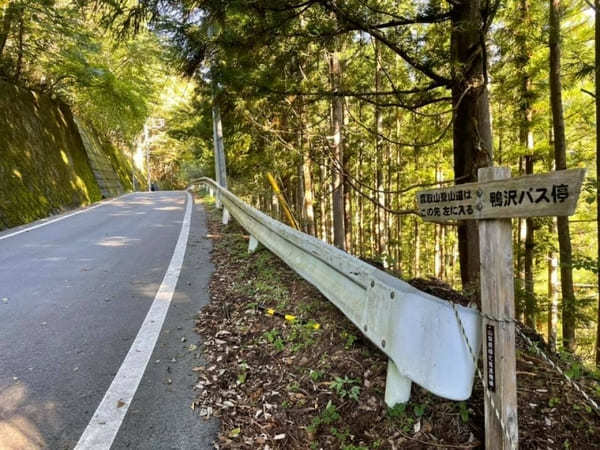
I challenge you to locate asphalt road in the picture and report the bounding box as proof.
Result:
[0,192,218,449]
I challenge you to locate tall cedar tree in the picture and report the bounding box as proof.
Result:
[549,0,577,352]
[595,0,600,367]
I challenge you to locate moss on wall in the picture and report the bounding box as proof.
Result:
[0,81,102,230]
[102,139,142,192]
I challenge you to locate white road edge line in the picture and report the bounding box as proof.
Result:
[74,191,193,450]
[0,192,136,241]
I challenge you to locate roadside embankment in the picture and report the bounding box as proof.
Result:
[193,196,600,449]
[0,80,139,230]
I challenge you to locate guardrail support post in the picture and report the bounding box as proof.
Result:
[384,359,412,406]
[248,235,259,253]
[222,207,230,225]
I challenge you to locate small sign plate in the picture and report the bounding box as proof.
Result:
[486,324,496,392]
[416,168,585,222]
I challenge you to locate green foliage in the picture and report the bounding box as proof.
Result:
[307,401,340,433]
[289,322,318,353]
[413,403,427,418]
[458,401,470,423]
[341,331,358,350]
[263,329,279,344]
[329,376,361,401]
[565,362,584,380]
[4,0,600,368]
[0,2,169,143]
[387,403,408,419]
[0,81,102,230]
[273,337,285,352]
[237,361,249,385]
[309,369,325,382]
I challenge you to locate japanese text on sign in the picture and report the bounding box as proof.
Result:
[486,325,496,392]
[489,184,569,207]
[416,168,585,222]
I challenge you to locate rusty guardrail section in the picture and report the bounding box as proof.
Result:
[190,178,482,406]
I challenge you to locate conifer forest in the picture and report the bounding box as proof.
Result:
[2,1,600,447]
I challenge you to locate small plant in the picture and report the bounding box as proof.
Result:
[310,369,325,382]
[565,362,583,380]
[307,401,340,433]
[289,322,317,353]
[387,402,416,432]
[413,403,426,417]
[348,386,360,401]
[549,396,561,408]
[330,426,350,443]
[273,337,285,351]
[387,403,407,418]
[263,329,279,343]
[237,361,249,385]
[458,401,470,423]
[341,331,357,349]
[330,376,361,401]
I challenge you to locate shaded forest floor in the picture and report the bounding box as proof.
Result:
[192,198,600,449]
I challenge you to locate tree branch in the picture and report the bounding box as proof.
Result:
[322,0,452,86]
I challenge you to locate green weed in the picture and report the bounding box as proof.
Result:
[307,401,340,433]
[330,376,361,401]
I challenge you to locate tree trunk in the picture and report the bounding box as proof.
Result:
[344,151,352,251]
[549,0,577,352]
[434,166,443,278]
[595,0,600,367]
[517,0,537,329]
[395,108,403,273]
[13,2,24,82]
[414,218,420,278]
[374,39,386,260]
[296,161,304,225]
[451,0,494,304]
[451,238,459,286]
[548,219,559,351]
[0,1,15,60]
[440,225,446,280]
[329,50,346,250]
[302,147,316,236]
[515,216,524,320]
[319,160,327,241]
[358,139,365,254]
[524,157,536,329]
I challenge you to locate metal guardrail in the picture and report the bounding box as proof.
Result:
[191,178,482,406]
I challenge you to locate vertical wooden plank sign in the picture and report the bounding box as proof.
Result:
[477,167,518,449]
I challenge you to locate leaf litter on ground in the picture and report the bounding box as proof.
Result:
[191,197,600,449]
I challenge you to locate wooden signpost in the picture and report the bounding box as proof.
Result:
[417,167,585,450]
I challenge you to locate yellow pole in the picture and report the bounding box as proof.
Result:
[266,172,300,230]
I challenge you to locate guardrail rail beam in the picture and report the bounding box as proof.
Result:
[191,178,482,406]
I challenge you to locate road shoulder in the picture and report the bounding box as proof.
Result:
[111,195,219,449]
